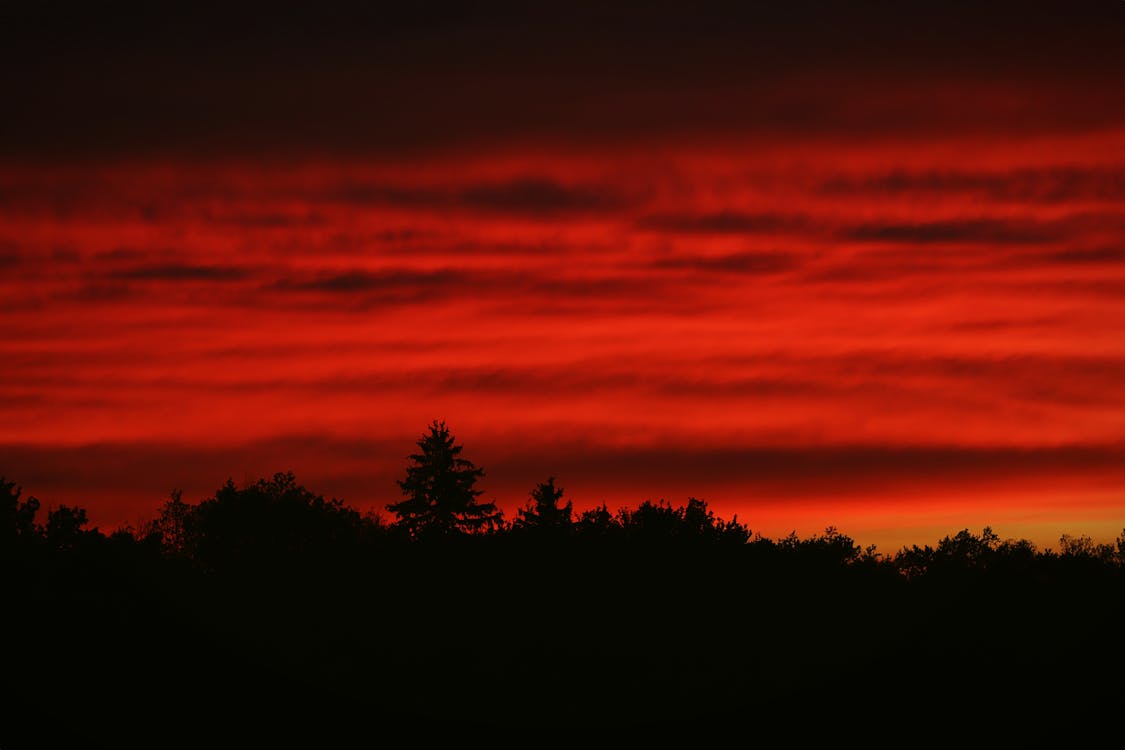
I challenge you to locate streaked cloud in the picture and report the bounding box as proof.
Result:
[109,263,252,281]
[819,167,1125,204]
[2,131,1123,551]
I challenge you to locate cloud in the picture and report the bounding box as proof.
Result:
[842,218,1062,245]
[1023,247,1125,267]
[68,283,135,302]
[4,116,1124,553]
[652,250,802,274]
[203,211,326,228]
[261,268,471,309]
[329,177,633,217]
[636,212,808,235]
[497,441,1125,483]
[820,167,1125,203]
[261,266,676,313]
[799,256,953,284]
[635,211,1115,250]
[457,178,630,216]
[270,268,466,294]
[109,263,252,281]
[526,275,664,300]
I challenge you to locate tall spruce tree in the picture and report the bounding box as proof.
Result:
[387,420,502,536]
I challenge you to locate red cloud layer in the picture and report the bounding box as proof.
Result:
[2,133,1124,551]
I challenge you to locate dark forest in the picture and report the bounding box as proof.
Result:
[4,422,1123,746]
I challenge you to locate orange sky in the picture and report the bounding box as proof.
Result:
[2,4,1123,552]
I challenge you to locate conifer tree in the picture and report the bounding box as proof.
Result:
[387,420,502,535]
[514,476,572,530]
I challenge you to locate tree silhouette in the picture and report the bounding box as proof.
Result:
[192,472,369,570]
[387,420,502,536]
[1,476,41,542]
[143,488,193,557]
[575,503,616,538]
[617,497,751,546]
[778,525,863,565]
[514,476,572,531]
[45,504,90,551]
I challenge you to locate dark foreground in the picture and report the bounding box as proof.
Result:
[6,539,1123,746]
[4,475,1123,746]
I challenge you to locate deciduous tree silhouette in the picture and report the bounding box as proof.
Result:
[617,497,751,546]
[192,471,368,569]
[143,488,193,557]
[1,476,40,542]
[45,504,90,551]
[778,525,863,565]
[575,503,617,539]
[387,420,502,536]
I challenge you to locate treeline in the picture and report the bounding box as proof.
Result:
[3,422,1124,745]
[5,470,1125,576]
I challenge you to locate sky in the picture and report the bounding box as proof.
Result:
[2,2,1124,552]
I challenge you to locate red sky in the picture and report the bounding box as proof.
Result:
[2,3,1124,552]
